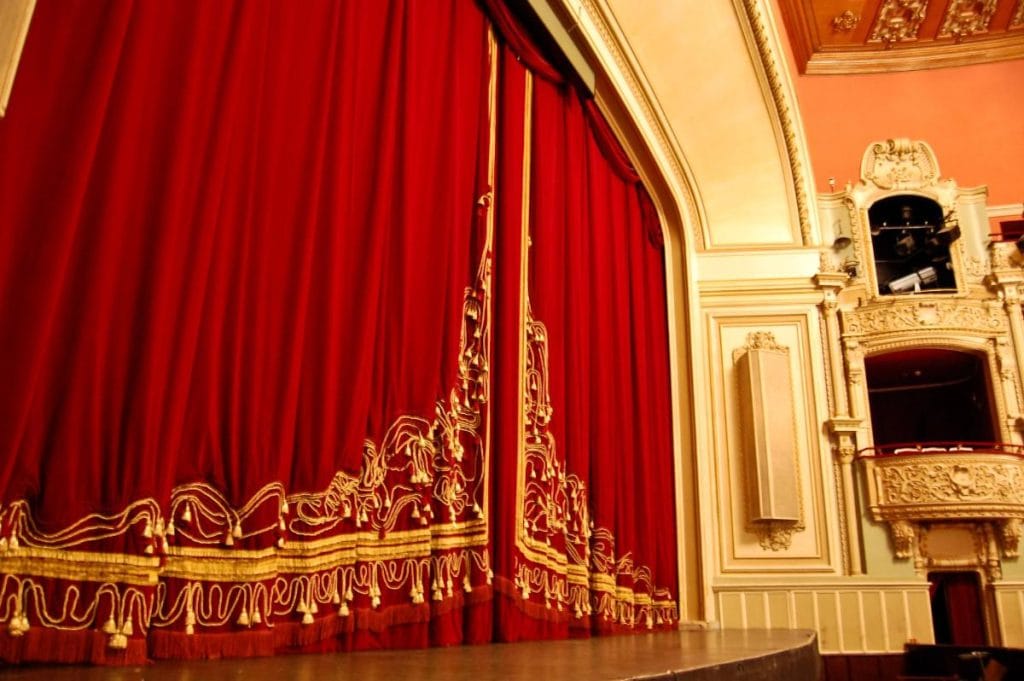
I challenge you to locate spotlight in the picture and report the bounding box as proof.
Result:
[887,266,938,294]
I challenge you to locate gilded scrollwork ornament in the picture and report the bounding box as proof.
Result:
[868,1,929,47]
[938,0,997,41]
[831,10,860,32]
[1013,0,1024,28]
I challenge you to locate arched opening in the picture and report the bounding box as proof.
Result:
[865,348,995,447]
[868,195,958,295]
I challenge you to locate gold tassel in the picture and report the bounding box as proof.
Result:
[237,611,250,627]
[252,610,262,625]
[232,522,242,539]
[102,616,117,635]
[182,504,192,523]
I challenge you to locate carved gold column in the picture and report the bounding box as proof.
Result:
[816,266,863,575]
[988,250,1024,442]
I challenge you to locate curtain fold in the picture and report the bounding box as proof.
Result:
[0,0,679,665]
[491,74,678,638]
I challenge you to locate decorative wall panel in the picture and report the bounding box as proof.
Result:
[706,311,838,573]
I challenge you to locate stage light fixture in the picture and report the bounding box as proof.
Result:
[887,266,938,294]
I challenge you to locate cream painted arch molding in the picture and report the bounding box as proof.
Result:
[569,0,821,251]
[0,0,35,116]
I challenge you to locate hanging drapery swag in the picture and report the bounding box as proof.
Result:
[0,0,677,664]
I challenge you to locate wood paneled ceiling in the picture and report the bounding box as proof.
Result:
[778,0,1024,73]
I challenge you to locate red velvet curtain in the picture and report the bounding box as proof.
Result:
[489,65,677,640]
[0,0,494,663]
[0,0,678,665]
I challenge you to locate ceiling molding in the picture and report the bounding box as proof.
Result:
[779,0,1024,74]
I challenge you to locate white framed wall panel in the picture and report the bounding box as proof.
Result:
[704,307,840,574]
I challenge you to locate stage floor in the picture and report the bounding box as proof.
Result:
[0,629,820,681]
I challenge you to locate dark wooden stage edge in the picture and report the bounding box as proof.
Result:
[1,629,820,681]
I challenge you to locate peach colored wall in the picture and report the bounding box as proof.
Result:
[772,5,1024,208]
[794,61,1024,206]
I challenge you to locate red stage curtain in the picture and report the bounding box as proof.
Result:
[0,0,495,663]
[489,46,678,640]
[0,0,678,664]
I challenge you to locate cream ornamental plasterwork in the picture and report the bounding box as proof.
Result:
[869,0,930,46]
[861,453,1024,565]
[840,300,1007,336]
[991,241,1021,271]
[734,329,789,357]
[860,138,939,191]
[938,0,998,40]
[877,461,1024,508]
[916,523,1004,580]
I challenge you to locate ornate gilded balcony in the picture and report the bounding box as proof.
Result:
[859,442,1024,560]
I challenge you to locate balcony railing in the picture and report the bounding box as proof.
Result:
[859,441,1024,458]
[858,442,1024,559]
